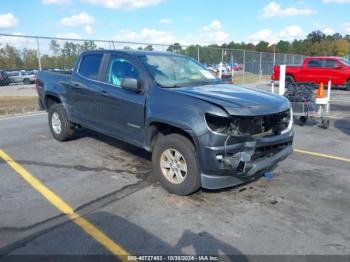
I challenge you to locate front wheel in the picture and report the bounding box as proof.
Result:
[48,104,75,141]
[299,116,308,126]
[152,134,201,195]
[346,80,350,91]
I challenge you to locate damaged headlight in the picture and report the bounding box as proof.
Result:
[281,107,293,134]
[205,113,241,136]
[205,107,293,137]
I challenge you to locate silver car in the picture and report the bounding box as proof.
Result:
[7,70,36,85]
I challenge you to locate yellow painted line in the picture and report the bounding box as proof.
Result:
[331,99,350,103]
[294,149,350,163]
[326,116,342,120]
[0,149,130,261]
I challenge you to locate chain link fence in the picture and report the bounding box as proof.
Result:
[0,34,306,115]
[0,34,305,84]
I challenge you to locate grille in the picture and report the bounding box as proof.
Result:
[252,142,292,160]
[231,109,291,136]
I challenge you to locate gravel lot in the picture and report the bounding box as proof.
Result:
[0,83,350,259]
[0,84,36,97]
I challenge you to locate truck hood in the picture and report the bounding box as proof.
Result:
[173,84,290,116]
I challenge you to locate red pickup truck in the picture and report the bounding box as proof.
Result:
[272,56,350,90]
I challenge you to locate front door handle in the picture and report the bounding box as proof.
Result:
[101,90,110,97]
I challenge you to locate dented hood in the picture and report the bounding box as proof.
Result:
[173,84,290,116]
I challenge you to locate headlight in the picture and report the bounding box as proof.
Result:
[205,113,241,136]
[206,108,293,137]
[281,107,293,134]
[205,113,231,134]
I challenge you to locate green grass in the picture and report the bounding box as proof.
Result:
[232,72,271,85]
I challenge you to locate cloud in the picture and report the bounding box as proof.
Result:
[248,29,273,43]
[84,25,93,35]
[203,20,222,31]
[0,33,38,50]
[82,0,164,10]
[113,20,230,46]
[59,12,95,34]
[59,12,95,27]
[248,25,304,44]
[42,0,71,4]
[344,23,350,34]
[114,28,175,44]
[160,18,172,24]
[323,27,335,35]
[0,13,18,29]
[193,20,229,45]
[261,1,316,18]
[323,0,350,3]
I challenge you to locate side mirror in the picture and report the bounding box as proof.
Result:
[121,78,141,92]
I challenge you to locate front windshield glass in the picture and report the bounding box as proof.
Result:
[341,58,350,66]
[140,54,219,88]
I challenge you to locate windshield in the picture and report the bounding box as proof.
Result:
[341,58,350,66]
[140,54,219,88]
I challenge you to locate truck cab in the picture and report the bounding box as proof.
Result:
[272,56,350,90]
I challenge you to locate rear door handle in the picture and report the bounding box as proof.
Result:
[101,90,110,97]
[72,83,81,88]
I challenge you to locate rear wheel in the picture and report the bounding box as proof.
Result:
[285,75,295,85]
[23,78,30,85]
[152,134,201,195]
[48,104,75,141]
[321,119,330,129]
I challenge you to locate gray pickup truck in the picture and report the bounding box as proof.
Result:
[37,50,294,195]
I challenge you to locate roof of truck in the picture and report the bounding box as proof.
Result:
[305,56,341,59]
[81,49,186,57]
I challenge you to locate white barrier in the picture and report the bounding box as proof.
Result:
[279,65,286,96]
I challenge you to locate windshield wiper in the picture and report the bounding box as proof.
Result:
[158,79,222,88]
[158,83,183,88]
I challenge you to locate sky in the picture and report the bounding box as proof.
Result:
[1,0,350,46]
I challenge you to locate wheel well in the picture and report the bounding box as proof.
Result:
[148,122,195,151]
[286,74,295,80]
[45,95,61,109]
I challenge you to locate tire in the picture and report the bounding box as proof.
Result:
[321,119,330,130]
[346,80,350,91]
[299,116,308,126]
[48,104,75,141]
[152,134,201,195]
[23,78,30,85]
[285,75,295,85]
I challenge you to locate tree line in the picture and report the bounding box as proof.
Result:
[220,31,350,56]
[0,30,349,70]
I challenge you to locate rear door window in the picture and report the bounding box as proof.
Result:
[324,59,337,68]
[307,59,323,68]
[79,54,103,80]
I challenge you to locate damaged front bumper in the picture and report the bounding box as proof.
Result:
[201,145,293,189]
[198,131,294,190]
